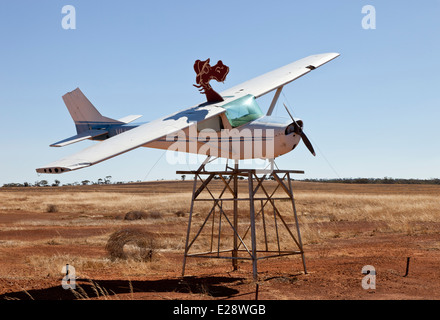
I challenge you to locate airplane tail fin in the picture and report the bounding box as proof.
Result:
[62,88,121,134]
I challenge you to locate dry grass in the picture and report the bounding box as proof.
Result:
[294,191,440,241]
[24,253,165,279]
[1,181,439,284]
[2,182,439,240]
[0,190,192,215]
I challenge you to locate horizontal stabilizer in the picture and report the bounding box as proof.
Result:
[50,129,108,147]
[117,115,143,124]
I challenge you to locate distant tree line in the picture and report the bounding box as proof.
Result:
[300,177,440,185]
[2,176,115,188]
[3,176,440,188]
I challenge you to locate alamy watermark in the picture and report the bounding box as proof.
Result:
[164,124,277,168]
[61,4,376,31]
[362,5,376,30]
[61,5,76,30]
[362,265,376,289]
[61,264,76,290]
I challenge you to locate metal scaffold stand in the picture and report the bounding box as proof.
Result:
[178,159,307,281]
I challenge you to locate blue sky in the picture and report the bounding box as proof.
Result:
[1,1,439,186]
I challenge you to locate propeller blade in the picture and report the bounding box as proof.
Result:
[283,103,316,156]
[283,103,296,123]
[300,132,316,156]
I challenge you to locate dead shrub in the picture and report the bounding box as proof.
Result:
[124,210,148,221]
[106,228,156,262]
[123,210,163,221]
[175,210,186,217]
[46,204,58,213]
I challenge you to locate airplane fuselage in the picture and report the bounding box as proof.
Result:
[87,94,302,160]
[92,114,301,160]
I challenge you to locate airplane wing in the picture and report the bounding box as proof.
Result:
[221,53,339,99]
[36,103,226,173]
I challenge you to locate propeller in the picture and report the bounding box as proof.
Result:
[283,103,316,156]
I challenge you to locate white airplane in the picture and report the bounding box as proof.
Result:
[36,53,339,174]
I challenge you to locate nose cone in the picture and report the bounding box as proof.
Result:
[284,119,315,156]
[285,119,303,135]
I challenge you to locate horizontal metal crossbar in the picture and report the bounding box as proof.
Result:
[176,169,305,175]
[185,250,303,261]
[193,197,294,201]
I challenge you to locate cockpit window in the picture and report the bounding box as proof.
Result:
[222,95,264,128]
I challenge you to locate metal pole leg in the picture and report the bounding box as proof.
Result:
[182,174,198,277]
[287,173,307,274]
[232,162,238,270]
[248,171,258,281]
